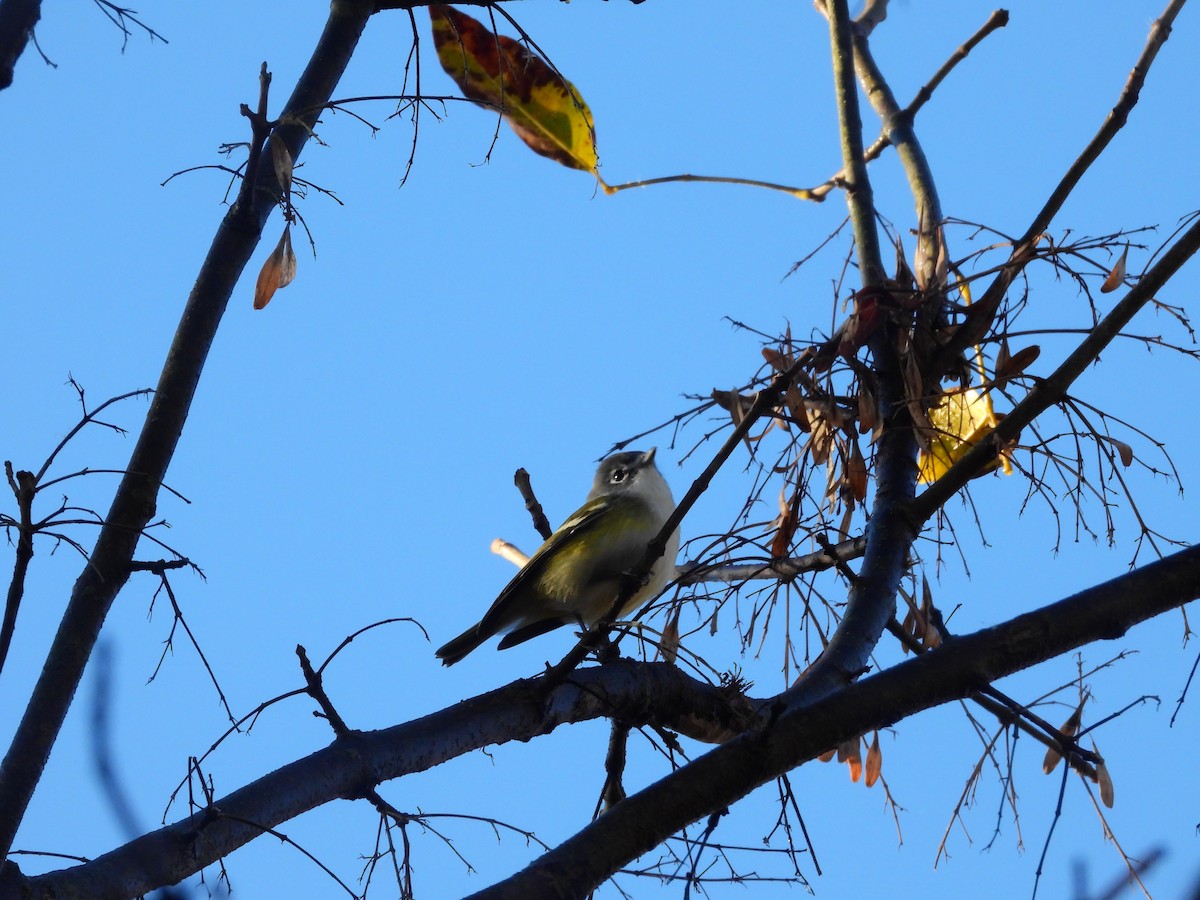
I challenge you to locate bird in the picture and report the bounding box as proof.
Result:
[436,448,679,666]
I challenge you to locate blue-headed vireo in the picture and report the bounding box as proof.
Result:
[436,448,679,665]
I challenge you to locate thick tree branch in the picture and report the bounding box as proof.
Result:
[849,19,943,286]
[784,0,919,711]
[478,543,1200,899]
[8,542,1200,898]
[1,664,748,899]
[825,0,884,286]
[0,0,40,91]
[0,467,35,677]
[0,0,379,862]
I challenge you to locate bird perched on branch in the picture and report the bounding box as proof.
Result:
[436,448,679,666]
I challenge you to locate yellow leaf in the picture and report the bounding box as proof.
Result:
[253,225,296,310]
[430,5,598,172]
[917,389,1010,484]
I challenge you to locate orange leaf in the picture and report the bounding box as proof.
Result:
[253,225,296,310]
[864,732,882,787]
[1100,246,1128,293]
[839,736,863,783]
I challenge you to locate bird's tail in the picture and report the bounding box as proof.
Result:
[435,625,489,666]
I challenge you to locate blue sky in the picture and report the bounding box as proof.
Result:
[3,2,1199,898]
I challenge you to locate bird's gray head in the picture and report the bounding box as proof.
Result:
[589,448,670,504]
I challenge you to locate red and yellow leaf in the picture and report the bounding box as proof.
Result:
[430,5,598,173]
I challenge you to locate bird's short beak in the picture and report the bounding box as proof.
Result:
[643,447,657,466]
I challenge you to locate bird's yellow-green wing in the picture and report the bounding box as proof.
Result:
[476,496,615,635]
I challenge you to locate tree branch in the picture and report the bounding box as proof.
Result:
[933,0,1188,374]
[849,16,944,287]
[782,0,920,712]
[911,209,1200,523]
[2,664,749,899]
[0,0,379,862]
[476,543,1200,899]
[824,0,884,286]
[9,542,1200,898]
[0,0,40,91]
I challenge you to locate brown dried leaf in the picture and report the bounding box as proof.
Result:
[660,606,681,665]
[1093,741,1114,807]
[846,440,867,502]
[1100,245,1128,294]
[924,619,942,650]
[995,336,1011,379]
[864,732,882,787]
[786,384,811,432]
[817,748,837,763]
[995,343,1041,386]
[1043,696,1087,774]
[857,381,876,434]
[902,352,924,408]
[1041,744,1062,775]
[1109,437,1134,467]
[253,225,297,310]
[771,487,800,559]
[710,388,741,413]
[762,346,793,374]
[824,449,841,503]
[271,138,294,200]
[900,606,916,655]
[1097,759,1114,807]
[837,502,854,540]
[808,411,832,466]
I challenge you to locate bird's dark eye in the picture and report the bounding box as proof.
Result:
[611,467,629,483]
